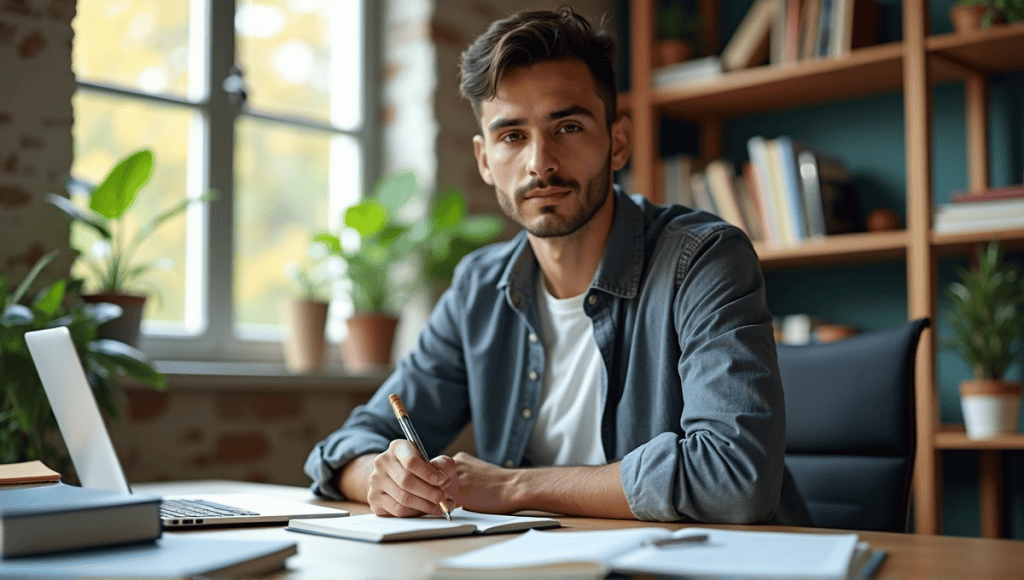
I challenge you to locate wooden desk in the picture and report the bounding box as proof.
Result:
[136,481,1024,580]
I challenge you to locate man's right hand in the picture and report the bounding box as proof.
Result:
[344,440,457,517]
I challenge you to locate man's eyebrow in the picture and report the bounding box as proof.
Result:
[486,105,596,133]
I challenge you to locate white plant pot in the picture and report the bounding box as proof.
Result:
[959,380,1023,440]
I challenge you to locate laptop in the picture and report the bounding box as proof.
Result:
[25,326,349,529]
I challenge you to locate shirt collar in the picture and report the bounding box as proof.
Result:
[497,185,644,301]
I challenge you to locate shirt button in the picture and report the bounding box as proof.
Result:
[588,295,598,305]
[522,408,533,419]
[504,459,515,468]
[528,371,538,381]
[529,333,538,343]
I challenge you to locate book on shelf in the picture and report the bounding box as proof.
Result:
[287,508,560,543]
[800,0,823,59]
[775,136,812,241]
[0,482,162,558]
[734,170,765,242]
[798,150,861,236]
[429,526,876,580]
[689,172,720,216]
[722,0,782,70]
[764,138,800,244]
[933,196,1024,233]
[0,534,297,579]
[661,153,694,207]
[743,161,772,243]
[653,56,723,87]
[832,0,880,57]
[705,159,752,234]
[747,136,785,244]
[782,0,802,64]
[948,185,1024,203]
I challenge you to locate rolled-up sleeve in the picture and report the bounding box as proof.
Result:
[303,270,473,500]
[620,226,784,523]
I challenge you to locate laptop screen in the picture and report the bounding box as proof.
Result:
[25,327,132,494]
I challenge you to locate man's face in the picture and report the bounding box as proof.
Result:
[473,58,630,238]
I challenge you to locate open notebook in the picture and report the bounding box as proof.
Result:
[287,508,559,542]
[429,527,875,580]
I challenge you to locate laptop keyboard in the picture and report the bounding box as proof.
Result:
[160,498,259,519]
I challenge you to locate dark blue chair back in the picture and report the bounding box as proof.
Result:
[778,318,929,532]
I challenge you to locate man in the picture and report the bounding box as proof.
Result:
[305,8,809,524]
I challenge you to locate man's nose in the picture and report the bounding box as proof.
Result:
[527,136,558,178]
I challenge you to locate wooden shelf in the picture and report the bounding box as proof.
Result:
[932,228,1024,256]
[927,22,1024,80]
[935,424,1024,450]
[754,230,908,270]
[654,42,905,121]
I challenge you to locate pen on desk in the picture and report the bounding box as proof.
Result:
[388,394,452,521]
[647,533,709,548]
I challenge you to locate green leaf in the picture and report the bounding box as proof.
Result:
[47,193,111,239]
[433,189,466,230]
[89,149,154,219]
[89,339,166,389]
[9,250,58,306]
[32,280,66,316]
[373,171,417,210]
[345,201,387,237]
[2,305,35,327]
[311,232,342,254]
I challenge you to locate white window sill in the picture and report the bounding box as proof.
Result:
[121,361,391,393]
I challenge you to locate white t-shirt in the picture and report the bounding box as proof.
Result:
[523,276,606,467]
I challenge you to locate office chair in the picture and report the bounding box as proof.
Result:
[778,318,929,532]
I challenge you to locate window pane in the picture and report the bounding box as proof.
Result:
[71,91,194,327]
[234,117,361,336]
[73,0,191,96]
[237,0,362,128]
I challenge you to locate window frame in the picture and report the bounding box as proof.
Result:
[73,0,381,362]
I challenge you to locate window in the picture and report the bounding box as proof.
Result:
[72,0,376,360]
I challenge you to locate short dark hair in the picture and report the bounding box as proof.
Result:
[459,7,618,127]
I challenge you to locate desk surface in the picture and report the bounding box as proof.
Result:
[136,480,1024,580]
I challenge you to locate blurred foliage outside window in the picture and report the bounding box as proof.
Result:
[72,0,365,347]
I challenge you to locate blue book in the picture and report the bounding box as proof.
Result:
[774,136,810,241]
[0,535,297,579]
[0,482,161,557]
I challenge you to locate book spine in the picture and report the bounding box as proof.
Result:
[744,161,774,243]
[0,501,161,557]
[706,160,748,230]
[775,137,810,240]
[747,137,783,243]
[800,0,822,60]
[797,151,828,238]
[764,139,798,244]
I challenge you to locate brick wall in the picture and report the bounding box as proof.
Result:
[0,0,76,289]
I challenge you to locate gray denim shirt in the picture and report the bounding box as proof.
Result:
[305,187,809,524]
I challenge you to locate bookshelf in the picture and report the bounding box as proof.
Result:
[623,1,1024,537]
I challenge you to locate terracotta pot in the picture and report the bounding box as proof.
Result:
[82,293,147,348]
[949,4,992,33]
[654,39,693,66]
[343,312,399,374]
[959,379,1023,439]
[280,299,329,373]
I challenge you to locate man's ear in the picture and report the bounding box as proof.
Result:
[473,134,494,186]
[610,114,632,172]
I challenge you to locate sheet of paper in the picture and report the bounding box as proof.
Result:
[611,528,859,579]
[447,508,558,533]
[437,528,670,570]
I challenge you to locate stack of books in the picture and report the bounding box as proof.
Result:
[722,0,880,71]
[933,186,1024,233]
[746,135,860,245]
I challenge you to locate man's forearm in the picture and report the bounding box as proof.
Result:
[338,453,376,504]
[510,462,635,519]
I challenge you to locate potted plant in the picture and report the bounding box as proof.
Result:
[943,241,1024,439]
[1,251,165,476]
[950,0,1022,32]
[314,171,503,373]
[655,3,700,66]
[280,244,335,374]
[47,149,214,347]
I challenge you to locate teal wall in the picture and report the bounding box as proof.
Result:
[617,0,1024,537]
